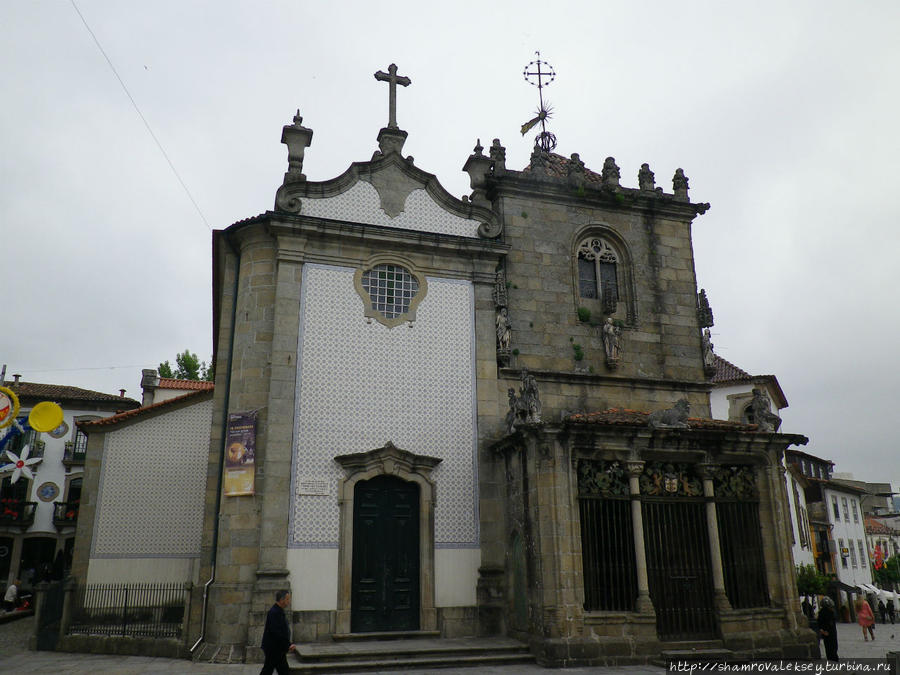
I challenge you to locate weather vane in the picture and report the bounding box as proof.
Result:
[521,52,557,152]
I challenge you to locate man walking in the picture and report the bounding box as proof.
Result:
[260,589,295,675]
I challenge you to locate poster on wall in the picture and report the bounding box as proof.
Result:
[224,410,257,496]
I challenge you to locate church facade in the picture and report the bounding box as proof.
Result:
[193,65,816,664]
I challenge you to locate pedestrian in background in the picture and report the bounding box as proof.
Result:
[3,579,19,612]
[856,596,875,641]
[817,596,839,661]
[260,589,295,675]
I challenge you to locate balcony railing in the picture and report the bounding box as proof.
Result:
[0,500,36,527]
[63,441,86,467]
[53,500,80,528]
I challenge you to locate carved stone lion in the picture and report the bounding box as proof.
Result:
[647,399,691,430]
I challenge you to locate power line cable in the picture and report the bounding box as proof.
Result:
[69,0,212,231]
[6,365,156,374]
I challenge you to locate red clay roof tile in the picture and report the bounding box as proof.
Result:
[79,387,212,430]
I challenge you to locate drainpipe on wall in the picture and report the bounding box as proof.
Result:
[191,231,240,654]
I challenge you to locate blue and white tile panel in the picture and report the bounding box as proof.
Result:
[300,181,480,238]
[290,264,478,548]
[92,399,212,558]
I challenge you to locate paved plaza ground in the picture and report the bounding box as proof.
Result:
[1,614,899,674]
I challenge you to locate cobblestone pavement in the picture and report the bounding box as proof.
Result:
[1,615,899,674]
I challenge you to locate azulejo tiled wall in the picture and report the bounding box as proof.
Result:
[92,400,213,558]
[300,181,481,238]
[290,264,478,548]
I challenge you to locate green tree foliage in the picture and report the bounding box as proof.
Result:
[158,350,214,381]
[796,563,828,597]
[874,554,900,587]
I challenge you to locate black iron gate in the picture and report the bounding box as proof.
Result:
[577,459,637,612]
[36,580,64,651]
[643,499,717,641]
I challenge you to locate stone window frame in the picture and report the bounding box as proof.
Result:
[353,254,428,328]
[333,442,441,635]
[570,226,636,325]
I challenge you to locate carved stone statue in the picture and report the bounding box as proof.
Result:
[601,157,620,187]
[602,318,621,363]
[492,268,508,308]
[673,168,690,201]
[638,163,655,191]
[647,399,691,429]
[702,328,716,368]
[521,369,541,424]
[496,307,511,351]
[505,388,521,435]
[504,370,542,433]
[568,152,586,188]
[750,388,782,432]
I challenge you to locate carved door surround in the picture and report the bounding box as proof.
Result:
[334,442,441,634]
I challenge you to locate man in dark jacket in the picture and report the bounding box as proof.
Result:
[260,590,294,675]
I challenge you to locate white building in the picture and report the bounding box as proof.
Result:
[785,464,815,569]
[0,375,139,588]
[823,481,871,596]
[709,354,787,426]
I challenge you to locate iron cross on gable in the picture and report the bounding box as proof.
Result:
[374,63,411,130]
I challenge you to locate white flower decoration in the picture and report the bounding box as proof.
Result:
[1,445,41,483]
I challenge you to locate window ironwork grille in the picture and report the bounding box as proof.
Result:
[360,264,419,319]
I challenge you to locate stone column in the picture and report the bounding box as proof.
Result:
[59,577,76,644]
[626,461,654,614]
[699,464,732,612]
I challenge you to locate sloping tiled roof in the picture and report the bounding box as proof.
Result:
[865,516,896,535]
[566,407,756,431]
[1,380,140,407]
[710,354,753,383]
[158,378,214,391]
[79,387,213,430]
[520,153,604,183]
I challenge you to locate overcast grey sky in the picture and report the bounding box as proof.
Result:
[2,1,898,487]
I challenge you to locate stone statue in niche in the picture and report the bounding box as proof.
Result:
[647,399,691,430]
[493,266,511,366]
[750,388,782,432]
[602,318,621,369]
[496,307,511,351]
[492,268,508,308]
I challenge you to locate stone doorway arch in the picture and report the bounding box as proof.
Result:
[334,442,440,634]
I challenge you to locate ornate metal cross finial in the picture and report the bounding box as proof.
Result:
[521,51,557,152]
[374,63,411,130]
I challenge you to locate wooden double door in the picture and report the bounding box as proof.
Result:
[351,475,420,632]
